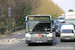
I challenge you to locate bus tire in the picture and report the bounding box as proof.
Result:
[28,43,32,46]
[49,42,52,45]
[50,43,52,45]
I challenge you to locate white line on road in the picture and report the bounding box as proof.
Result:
[21,38,26,40]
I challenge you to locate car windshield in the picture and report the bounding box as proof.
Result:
[58,18,64,20]
[28,21,51,32]
[62,29,74,33]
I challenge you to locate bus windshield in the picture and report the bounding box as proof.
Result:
[28,21,51,32]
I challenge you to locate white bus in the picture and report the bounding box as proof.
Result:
[25,15,53,45]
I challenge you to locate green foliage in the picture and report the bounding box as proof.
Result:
[0,34,2,36]
[0,0,32,35]
[0,0,64,35]
[51,14,58,19]
[68,9,74,12]
[31,0,64,19]
[4,30,10,34]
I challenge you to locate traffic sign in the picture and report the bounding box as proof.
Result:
[8,11,11,14]
[8,14,11,17]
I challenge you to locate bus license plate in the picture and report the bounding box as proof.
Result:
[36,41,42,42]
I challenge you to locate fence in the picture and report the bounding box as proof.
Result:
[12,25,25,32]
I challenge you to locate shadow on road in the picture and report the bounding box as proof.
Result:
[27,43,54,46]
[60,40,75,42]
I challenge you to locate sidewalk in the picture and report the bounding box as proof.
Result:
[0,29,25,44]
[0,29,25,40]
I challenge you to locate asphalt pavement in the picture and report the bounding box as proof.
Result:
[0,29,25,40]
[0,32,75,50]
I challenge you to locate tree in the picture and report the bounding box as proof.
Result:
[68,9,74,12]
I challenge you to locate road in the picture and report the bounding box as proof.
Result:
[0,32,75,50]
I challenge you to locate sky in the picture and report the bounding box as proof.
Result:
[52,0,75,12]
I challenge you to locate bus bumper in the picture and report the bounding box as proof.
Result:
[26,37,53,43]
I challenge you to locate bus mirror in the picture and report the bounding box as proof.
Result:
[25,17,27,21]
[50,17,52,21]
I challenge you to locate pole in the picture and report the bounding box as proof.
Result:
[8,7,12,38]
[10,17,11,38]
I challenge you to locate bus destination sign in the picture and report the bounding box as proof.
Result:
[28,16,49,20]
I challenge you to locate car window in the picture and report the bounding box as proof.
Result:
[58,18,64,20]
[62,29,74,33]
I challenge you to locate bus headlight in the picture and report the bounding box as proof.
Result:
[26,37,30,40]
[47,33,53,37]
[25,34,31,40]
[25,34,31,37]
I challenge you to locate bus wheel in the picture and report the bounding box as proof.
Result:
[50,43,52,45]
[28,43,32,46]
[49,42,52,45]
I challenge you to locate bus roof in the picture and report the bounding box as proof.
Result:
[26,15,51,18]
